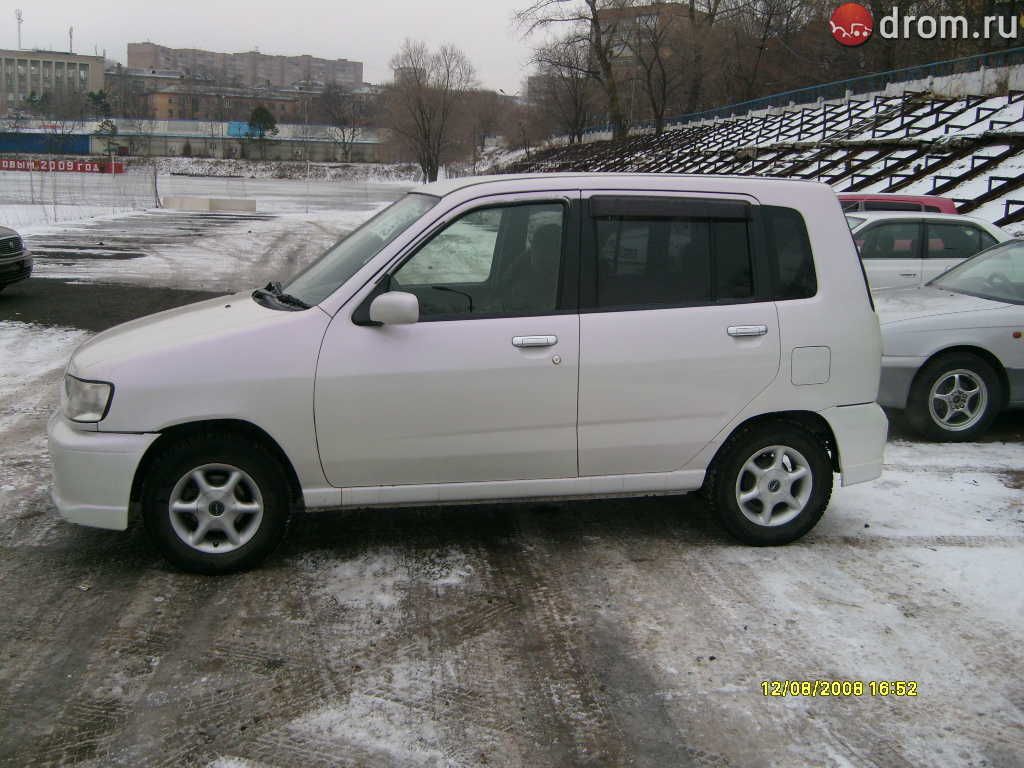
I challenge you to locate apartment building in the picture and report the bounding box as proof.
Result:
[127,42,363,90]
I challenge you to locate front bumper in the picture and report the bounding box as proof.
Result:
[0,254,33,287]
[47,412,159,531]
[821,403,888,487]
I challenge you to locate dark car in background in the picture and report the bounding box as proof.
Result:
[0,226,32,292]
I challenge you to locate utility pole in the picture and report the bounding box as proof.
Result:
[15,10,22,50]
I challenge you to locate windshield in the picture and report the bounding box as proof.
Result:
[846,215,866,229]
[283,193,438,305]
[930,239,1024,304]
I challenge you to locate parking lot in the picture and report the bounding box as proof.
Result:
[1,181,1023,768]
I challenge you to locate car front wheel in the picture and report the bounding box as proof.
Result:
[705,422,833,545]
[906,353,1002,441]
[141,435,291,573]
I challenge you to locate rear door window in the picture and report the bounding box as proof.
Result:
[857,222,921,259]
[586,199,754,310]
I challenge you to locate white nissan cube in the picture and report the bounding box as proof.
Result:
[49,174,887,572]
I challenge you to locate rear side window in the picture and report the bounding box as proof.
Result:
[762,206,816,300]
[858,222,921,259]
[864,200,924,212]
[591,213,753,309]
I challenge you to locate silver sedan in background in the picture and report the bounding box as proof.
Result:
[876,239,1024,441]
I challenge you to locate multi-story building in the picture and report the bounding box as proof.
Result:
[0,49,105,114]
[127,42,363,90]
[146,84,306,122]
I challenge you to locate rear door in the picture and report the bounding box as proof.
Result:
[576,192,780,476]
[855,220,923,289]
[924,221,999,282]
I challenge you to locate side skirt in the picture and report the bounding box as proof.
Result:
[334,469,708,509]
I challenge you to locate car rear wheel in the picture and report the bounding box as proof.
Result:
[906,353,1002,441]
[705,422,833,545]
[141,435,290,573]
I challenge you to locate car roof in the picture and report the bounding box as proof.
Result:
[415,172,831,198]
[845,211,985,223]
[836,192,951,202]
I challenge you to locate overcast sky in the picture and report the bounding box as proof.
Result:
[3,0,539,93]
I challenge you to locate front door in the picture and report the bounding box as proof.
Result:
[314,195,581,488]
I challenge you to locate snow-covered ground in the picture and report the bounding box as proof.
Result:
[1,177,1021,766]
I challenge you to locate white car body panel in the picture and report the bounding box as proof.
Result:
[48,173,888,530]
[315,312,581,486]
[850,212,1010,291]
[68,292,336,498]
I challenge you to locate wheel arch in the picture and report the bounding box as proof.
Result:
[914,345,1009,408]
[707,410,840,479]
[128,419,305,520]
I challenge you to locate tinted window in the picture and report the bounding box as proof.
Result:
[864,201,923,211]
[857,222,920,259]
[391,202,565,319]
[926,222,984,260]
[763,206,816,299]
[591,214,752,309]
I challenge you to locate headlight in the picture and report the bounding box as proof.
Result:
[62,375,114,422]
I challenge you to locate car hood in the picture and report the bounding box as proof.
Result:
[0,225,18,238]
[873,285,1006,325]
[70,292,324,374]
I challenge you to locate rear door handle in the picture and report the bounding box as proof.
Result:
[512,335,557,348]
[899,272,918,277]
[727,325,768,337]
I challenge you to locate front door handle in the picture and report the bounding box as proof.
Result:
[727,325,768,338]
[512,335,557,348]
[899,272,919,277]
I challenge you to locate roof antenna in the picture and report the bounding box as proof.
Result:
[68,25,73,53]
[15,10,23,50]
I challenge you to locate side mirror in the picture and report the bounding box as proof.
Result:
[369,291,419,325]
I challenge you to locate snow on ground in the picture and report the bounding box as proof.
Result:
[0,203,142,230]
[29,207,389,292]
[0,320,84,431]
[151,157,422,184]
[0,321,85,506]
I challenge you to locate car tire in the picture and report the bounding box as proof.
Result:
[906,352,1002,442]
[141,434,291,573]
[705,422,833,546]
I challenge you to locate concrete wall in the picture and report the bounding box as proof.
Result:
[881,62,1024,98]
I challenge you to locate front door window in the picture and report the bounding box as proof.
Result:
[391,202,566,318]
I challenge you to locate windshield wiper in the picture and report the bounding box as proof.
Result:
[252,281,311,311]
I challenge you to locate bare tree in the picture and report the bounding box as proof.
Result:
[383,40,476,182]
[317,83,368,162]
[516,0,633,140]
[625,6,685,134]
[532,34,598,143]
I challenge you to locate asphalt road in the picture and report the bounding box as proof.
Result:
[1,223,1022,767]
